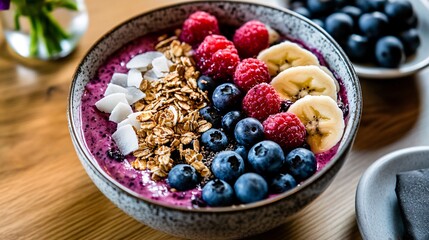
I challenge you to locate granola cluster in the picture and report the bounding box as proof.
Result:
[131,34,212,180]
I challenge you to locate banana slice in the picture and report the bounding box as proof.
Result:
[320,66,340,93]
[287,95,344,154]
[257,41,320,76]
[271,65,338,101]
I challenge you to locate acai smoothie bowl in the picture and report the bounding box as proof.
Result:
[68,1,362,239]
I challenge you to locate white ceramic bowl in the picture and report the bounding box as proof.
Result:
[68,1,362,239]
[356,146,429,239]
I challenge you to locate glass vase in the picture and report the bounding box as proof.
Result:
[0,0,88,60]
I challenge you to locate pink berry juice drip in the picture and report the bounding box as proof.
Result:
[80,30,349,208]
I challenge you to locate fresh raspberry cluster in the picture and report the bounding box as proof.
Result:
[263,112,306,150]
[179,11,220,46]
[196,35,239,81]
[242,83,281,121]
[233,58,270,91]
[233,20,269,58]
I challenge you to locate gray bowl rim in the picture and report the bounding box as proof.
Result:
[355,146,429,239]
[68,0,362,213]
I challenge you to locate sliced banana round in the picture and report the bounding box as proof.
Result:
[271,65,338,101]
[257,40,320,76]
[320,66,340,93]
[287,95,344,154]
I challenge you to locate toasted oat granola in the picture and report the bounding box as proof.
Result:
[131,34,212,181]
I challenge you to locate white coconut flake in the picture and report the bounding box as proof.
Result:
[109,102,133,123]
[127,68,143,88]
[127,111,143,129]
[144,69,159,81]
[152,56,170,77]
[112,124,138,155]
[126,51,164,69]
[95,93,128,113]
[117,118,131,128]
[126,87,146,104]
[104,83,128,96]
[110,73,128,87]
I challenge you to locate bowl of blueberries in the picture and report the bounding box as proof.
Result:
[68,1,362,239]
[289,0,429,79]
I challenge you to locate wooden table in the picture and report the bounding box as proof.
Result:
[1,0,428,239]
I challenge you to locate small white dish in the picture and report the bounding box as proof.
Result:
[356,146,429,239]
[353,0,429,79]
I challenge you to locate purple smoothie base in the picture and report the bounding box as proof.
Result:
[81,31,348,209]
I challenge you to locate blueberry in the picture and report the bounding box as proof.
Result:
[201,128,228,152]
[306,0,336,17]
[280,100,294,112]
[399,28,420,56]
[234,173,268,204]
[248,140,286,175]
[375,36,405,68]
[294,7,312,18]
[221,111,244,134]
[197,75,216,94]
[234,145,248,162]
[358,12,389,39]
[340,5,362,23]
[285,148,317,182]
[325,13,354,41]
[211,151,245,184]
[355,0,374,12]
[167,164,199,191]
[199,106,222,128]
[385,0,414,22]
[312,18,325,29]
[345,34,372,62]
[290,1,306,10]
[234,118,264,147]
[212,83,242,112]
[202,179,235,207]
[270,173,298,193]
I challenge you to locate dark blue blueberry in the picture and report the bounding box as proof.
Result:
[248,140,286,175]
[355,0,374,12]
[345,34,372,62]
[167,164,199,191]
[399,28,420,56]
[211,151,245,184]
[306,0,336,17]
[358,12,389,39]
[234,118,264,147]
[201,128,228,152]
[385,0,414,22]
[375,36,405,68]
[234,145,248,162]
[294,7,312,18]
[325,13,354,41]
[234,173,268,204]
[197,75,216,94]
[221,111,244,134]
[199,106,222,128]
[202,179,235,207]
[270,173,298,193]
[312,18,325,29]
[290,1,306,10]
[340,5,362,23]
[212,83,242,112]
[335,0,354,8]
[280,100,294,112]
[285,148,317,182]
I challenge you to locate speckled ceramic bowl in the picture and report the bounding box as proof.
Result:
[68,1,362,239]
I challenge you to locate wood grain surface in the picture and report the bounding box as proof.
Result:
[1,0,428,239]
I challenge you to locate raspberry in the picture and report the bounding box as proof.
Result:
[262,112,306,150]
[233,20,269,58]
[233,58,270,92]
[242,83,281,121]
[179,11,220,46]
[207,48,240,81]
[196,35,237,74]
